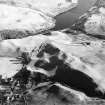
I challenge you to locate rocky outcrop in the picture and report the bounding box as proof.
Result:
[0,4,55,40]
[71,0,105,37]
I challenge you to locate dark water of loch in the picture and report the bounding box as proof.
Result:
[54,0,97,30]
[35,43,105,99]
